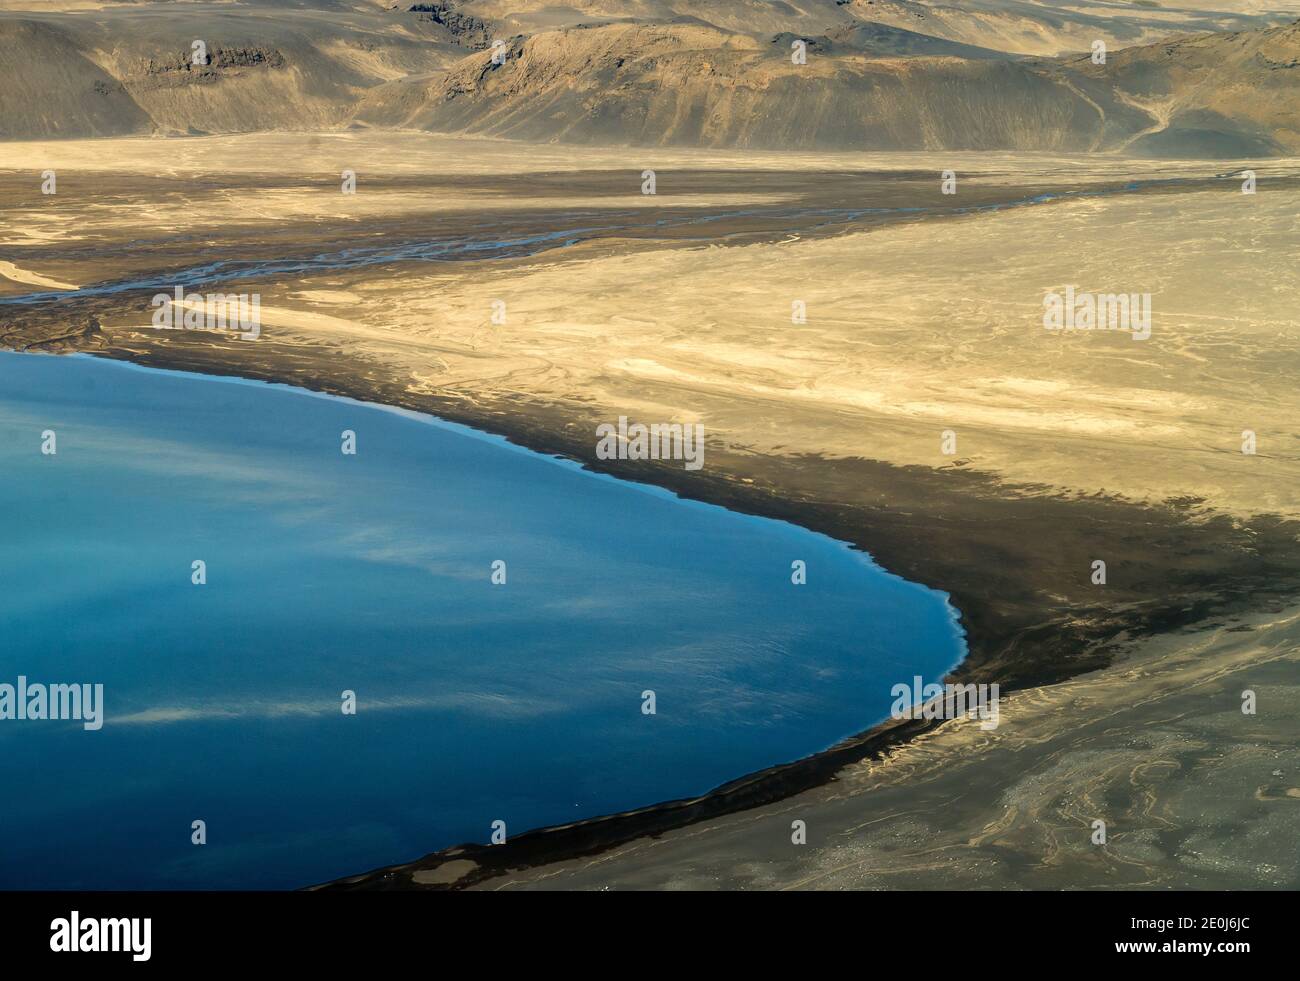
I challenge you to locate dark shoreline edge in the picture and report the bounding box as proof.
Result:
[317,700,960,891]
[9,338,1289,892]
[5,337,1300,889]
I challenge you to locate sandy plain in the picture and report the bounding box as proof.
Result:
[2,131,1298,889]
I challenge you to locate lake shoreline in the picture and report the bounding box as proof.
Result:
[19,339,1291,892]
[4,151,1298,887]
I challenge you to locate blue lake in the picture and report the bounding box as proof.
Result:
[0,351,964,889]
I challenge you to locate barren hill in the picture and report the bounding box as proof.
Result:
[1,0,1298,156]
[357,16,1300,155]
[0,2,456,137]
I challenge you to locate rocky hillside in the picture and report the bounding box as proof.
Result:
[356,16,1300,155]
[1,0,1298,156]
[452,0,1300,56]
[0,3,458,137]
[1049,18,1300,157]
[353,22,1116,150]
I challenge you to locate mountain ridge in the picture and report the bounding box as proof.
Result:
[1,1,1297,157]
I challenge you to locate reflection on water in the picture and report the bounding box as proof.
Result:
[0,352,964,888]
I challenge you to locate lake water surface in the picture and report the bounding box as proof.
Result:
[0,351,964,888]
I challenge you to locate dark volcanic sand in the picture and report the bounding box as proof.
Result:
[3,168,1298,889]
[18,334,1292,892]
